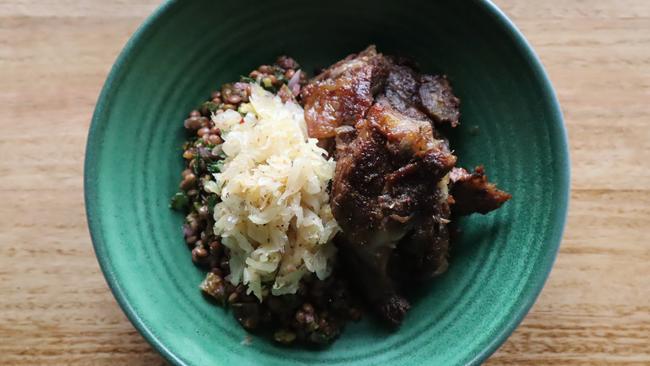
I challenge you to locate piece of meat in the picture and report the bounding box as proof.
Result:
[304,47,510,328]
[331,120,410,326]
[419,75,461,127]
[449,166,512,216]
[303,48,462,142]
[336,235,411,327]
[333,125,356,159]
[383,63,460,133]
[369,97,453,163]
[330,100,456,326]
[394,172,453,282]
[301,46,390,139]
[384,64,429,120]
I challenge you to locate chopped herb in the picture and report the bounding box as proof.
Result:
[206,195,218,214]
[202,101,221,113]
[208,161,224,174]
[240,75,257,84]
[263,85,280,93]
[192,155,202,175]
[169,192,189,211]
[274,70,286,83]
[193,201,203,212]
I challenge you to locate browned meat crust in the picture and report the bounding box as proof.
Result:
[384,64,429,120]
[449,166,512,216]
[382,61,461,127]
[301,46,390,139]
[330,98,457,326]
[419,75,461,127]
[303,45,461,140]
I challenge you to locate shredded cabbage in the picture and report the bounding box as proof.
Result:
[210,84,339,300]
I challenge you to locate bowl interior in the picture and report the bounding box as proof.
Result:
[86,0,568,365]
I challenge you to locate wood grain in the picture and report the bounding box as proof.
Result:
[1,0,648,365]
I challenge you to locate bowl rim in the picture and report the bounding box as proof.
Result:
[84,0,570,364]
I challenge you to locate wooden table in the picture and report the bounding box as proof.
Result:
[1,1,648,364]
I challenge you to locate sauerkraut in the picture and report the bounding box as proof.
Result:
[207,84,339,300]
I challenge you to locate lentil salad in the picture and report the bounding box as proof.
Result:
[170,47,511,346]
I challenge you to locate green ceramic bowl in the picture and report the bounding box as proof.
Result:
[85,0,569,365]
